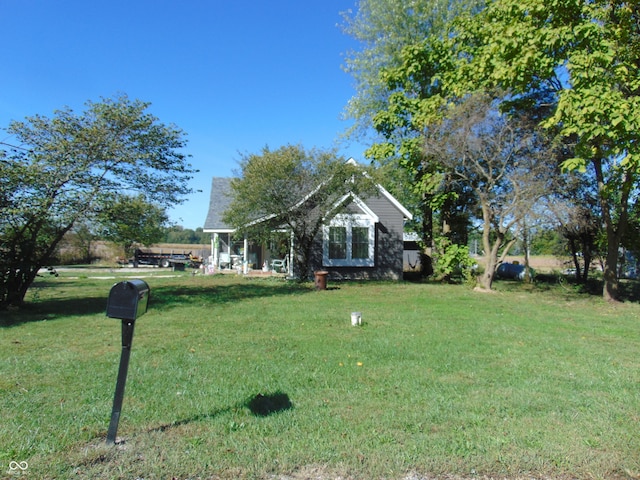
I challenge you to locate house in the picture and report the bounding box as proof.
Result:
[203,160,413,280]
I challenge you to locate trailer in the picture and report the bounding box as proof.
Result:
[129,249,203,268]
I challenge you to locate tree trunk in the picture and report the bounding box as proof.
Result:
[593,157,632,302]
[2,266,41,308]
[420,195,434,277]
[568,238,583,282]
[292,231,313,281]
[479,254,498,290]
[478,202,501,290]
[581,236,592,284]
[522,223,532,283]
[603,237,620,301]
[1,222,72,308]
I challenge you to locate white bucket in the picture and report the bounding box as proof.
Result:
[351,312,362,326]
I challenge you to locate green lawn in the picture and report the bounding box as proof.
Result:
[1,271,639,479]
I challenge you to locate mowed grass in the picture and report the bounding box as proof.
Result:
[1,272,639,479]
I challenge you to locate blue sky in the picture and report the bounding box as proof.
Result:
[1,0,366,229]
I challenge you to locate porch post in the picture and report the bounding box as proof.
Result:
[243,236,249,274]
[212,233,219,268]
[289,230,294,277]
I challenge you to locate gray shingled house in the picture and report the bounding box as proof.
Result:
[203,165,413,280]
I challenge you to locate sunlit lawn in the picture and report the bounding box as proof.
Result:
[1,271,639,479]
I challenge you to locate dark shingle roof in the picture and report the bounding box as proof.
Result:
[203,177,234,231]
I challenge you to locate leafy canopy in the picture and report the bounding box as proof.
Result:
[362,0,638,298]
[0,95,196,307]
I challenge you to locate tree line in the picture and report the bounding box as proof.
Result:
[340,0,639,300]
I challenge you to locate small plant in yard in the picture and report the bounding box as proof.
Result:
[432,236,477,284]
[1,272,639,479]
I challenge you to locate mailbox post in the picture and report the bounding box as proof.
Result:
[105,279,149,445]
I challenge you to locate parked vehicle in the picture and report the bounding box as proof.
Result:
[129,249,203,268]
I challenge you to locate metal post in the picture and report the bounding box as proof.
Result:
[106,319,135,444]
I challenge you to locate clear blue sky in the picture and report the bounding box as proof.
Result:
[0,0,366,229]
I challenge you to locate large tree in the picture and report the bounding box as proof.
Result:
[0,95,195,308]
[223,145,376,279]
[423,93,557,289]
[447,0,640,300]
[342,0,483,258]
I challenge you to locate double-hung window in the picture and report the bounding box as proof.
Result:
[323,214,375,267]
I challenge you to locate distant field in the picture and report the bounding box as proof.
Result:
[475,255,570,273]
[2,273,639,479]
[73,242,212,264]
[502,255,567,272]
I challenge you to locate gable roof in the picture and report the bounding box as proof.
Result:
[376,183,413,220]
[203,177,234,232]
[344,158,413,220]
[202,160,413,232]
[325,192,380,223]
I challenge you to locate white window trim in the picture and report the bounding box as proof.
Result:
[322,214,375,267]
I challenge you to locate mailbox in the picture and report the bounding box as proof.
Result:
[106,279,149,321]
[105,279,150,444]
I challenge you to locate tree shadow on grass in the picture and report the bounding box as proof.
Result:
[2,279,313,328]
[504,274,640,302]
[1,294,110,328]
[149,281,312,310]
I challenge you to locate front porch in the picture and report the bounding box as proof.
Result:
[207,231,293,277]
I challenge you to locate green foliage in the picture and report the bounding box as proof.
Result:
[449,0,640,299]
[453,0,640,173]
[63,221,101,264]
[97,194,169,257]
[343,0,484,248]
[0,95,195,307]
[163,226,211,244]
[353,0,639,299]
[432,236,476,283]
[529,228,565,256]
[341,0,482,140]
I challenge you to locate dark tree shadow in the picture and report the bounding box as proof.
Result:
[2,279,313,328]
[1,294,110,327]
[149,281,310,310]
[500,274,640,302]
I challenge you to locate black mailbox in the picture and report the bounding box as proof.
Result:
[105,279,150,444]
[106,279,149,321]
